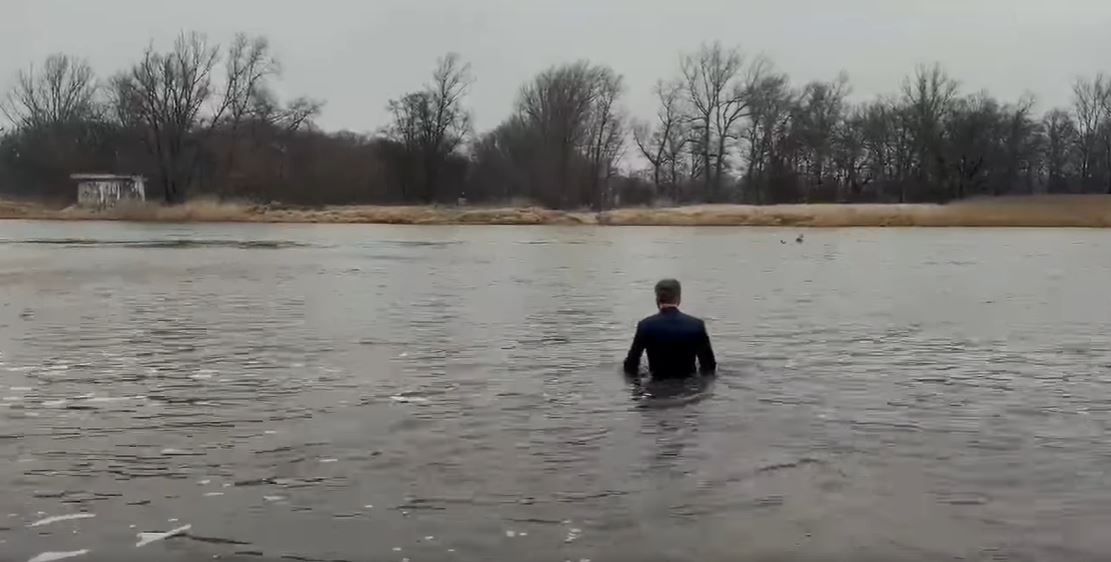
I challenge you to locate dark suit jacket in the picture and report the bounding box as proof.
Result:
[623,308,716,379]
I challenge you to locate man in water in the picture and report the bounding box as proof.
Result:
[623,279,716,379]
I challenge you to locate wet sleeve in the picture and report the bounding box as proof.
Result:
[623,323,646,375]
[697,321,717,374]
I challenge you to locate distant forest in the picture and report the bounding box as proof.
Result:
[2,32,1110,209]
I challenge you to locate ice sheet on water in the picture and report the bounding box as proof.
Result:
[27,550,90,562]
[135,524,191,547]
[27,513,96,528]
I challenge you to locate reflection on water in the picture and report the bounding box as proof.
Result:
[0,221,1110,561]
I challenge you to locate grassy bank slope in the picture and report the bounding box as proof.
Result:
[1,195,1110,227]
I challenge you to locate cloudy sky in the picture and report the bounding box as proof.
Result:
[2,0,1109,132]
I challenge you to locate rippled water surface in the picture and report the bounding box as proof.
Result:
[1,221,1110,562]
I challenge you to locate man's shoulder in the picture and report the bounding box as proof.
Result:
[639,311,705,325]
[677,311,705,325]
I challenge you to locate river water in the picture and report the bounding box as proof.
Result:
[0,221,1109,562]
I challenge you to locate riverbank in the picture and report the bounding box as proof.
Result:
[2,195,1110,227]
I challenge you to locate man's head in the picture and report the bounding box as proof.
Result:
[654,278,681,309]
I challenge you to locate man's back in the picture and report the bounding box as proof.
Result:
[624,308,716,379]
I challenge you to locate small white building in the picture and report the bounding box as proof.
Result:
[71,174,146,209]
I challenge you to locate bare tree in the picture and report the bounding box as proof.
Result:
[517,61,604,207]
[386,53,473,202]
[1043,108,1078,192]
[583,67,624,210]
[113,32,225,203]
[901,64,959,199]
[680,43,766,201]
[633,79,687,200]
[740,71,792,202]
[793,72,850,200]
[2,54,99,130]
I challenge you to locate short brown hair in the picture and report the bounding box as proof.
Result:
[654,278,681,305]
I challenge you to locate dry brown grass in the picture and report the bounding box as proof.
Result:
[3,195,1111,227]
[601,195,1111,227]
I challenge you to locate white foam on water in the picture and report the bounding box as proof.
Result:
[3,396,23,401]
[27,550,90,562]
[190,373,214,380]
[505,530,516,538]
[564,528,582,543]
[168,518,179,523]
[10,386,33,392]
[392,547,402,552]
[263,430,278,435]
[398,353,409,358]
[26,412,40,417]
[42,400,67,407]
[198,480,212,485]
[263,496,286,502]
[424,536,435,541]
[86,396,138,403]
[319,458,339,463]
[520,532,528,537]
[28,513,96,528]
[135,524,191,547]
[447,549,455,553]
[363,504,374,509]
[203,492,224,497]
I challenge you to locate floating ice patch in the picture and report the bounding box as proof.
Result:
[390,396,429,404]
[28,513,96,528]
[135,524,191,547]
[27,550,90,562]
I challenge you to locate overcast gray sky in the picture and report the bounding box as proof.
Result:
[2,0,1109,132]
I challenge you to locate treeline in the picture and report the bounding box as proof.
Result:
[2,34,1110,208]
